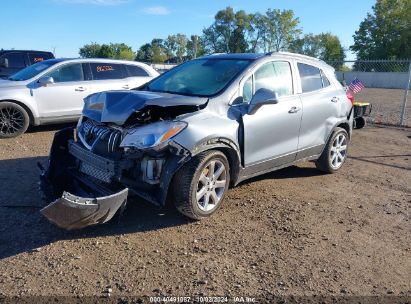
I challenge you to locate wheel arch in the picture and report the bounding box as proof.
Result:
[0,99,36,125]
[336,122,351,139]
[190,138,242,187]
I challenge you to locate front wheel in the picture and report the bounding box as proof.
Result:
[0,102,30,138]
[316,127,349,173]
[171,150,230,220]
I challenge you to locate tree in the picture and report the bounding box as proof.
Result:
[79,43,135,60]
[151,39,168,63]
[264,9,301,52]
[350,0,411,59]
[110,43,135,60]
[247,13,268,52]
[202,6,249,53]
[187,35,205,59]
[79,42,101,58]
[165,34,188,63]
[290,33,345,62]
[135,43,153,62]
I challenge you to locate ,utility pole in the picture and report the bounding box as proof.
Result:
[194,36,198,59]
[400,60,411,126]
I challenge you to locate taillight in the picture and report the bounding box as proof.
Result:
[346,90,354,104]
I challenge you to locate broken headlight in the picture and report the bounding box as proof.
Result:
[120,121,187,149]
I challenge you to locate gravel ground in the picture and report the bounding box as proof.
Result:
[0,124,410,303]
[356,88,411,127]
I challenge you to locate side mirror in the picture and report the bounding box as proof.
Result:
[38,76,54,86]
[0,57,8,68]
[248,88,279,115]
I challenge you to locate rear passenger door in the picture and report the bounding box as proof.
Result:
[88,62,130,94]
[125,64,152,88]
[296,62,340,158]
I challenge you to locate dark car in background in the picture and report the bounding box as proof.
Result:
[0,50,54,78]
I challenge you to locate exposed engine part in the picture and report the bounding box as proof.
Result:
[141,157,165,184]
[77,118,123,154]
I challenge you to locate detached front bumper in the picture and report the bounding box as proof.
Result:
[40,128,129,230]
[41,189,128,230]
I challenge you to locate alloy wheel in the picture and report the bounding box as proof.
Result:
[0,106,25,136]
[330,133,347,169]
[196,159,227,212]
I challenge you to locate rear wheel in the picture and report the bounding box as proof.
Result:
[0,102,30,138]
[316,127,349,173]
[172,150,230,220]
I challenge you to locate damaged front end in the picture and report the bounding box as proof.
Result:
[40,91,200,230]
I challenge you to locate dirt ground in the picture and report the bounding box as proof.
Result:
[0,124,410,302]
[356,88,411,127]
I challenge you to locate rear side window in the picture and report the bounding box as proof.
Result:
[298,63,323,93]
[47,63,84,82]
[2,52,25,68]
[90,63,126,80]
[126,65,149,77]
[28,53,53,65]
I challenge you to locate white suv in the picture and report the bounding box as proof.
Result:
[0,58,159,138]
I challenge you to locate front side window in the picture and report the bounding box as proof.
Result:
[2,52,25,68]
[147,59,251,97]
[242,61,293,103]
[8,60,57,81]
[298,63,323,93]
[90,63,126,80]
[47,63,84,83]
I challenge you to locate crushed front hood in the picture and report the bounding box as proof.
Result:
[83,90,208,125]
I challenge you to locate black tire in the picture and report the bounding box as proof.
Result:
[353,117,366,129]
[171,150,230,220]
[315,127,349,173]
[0,102,30,138]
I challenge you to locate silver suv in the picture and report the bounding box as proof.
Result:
[40,52,353,229]
[0,58,158,137]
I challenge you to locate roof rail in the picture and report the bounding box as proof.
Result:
[266,51,326,64]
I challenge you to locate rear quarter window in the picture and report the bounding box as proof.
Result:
[90,63,126,80]
[126,65,150,77]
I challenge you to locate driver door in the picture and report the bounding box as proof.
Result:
[34,63,90,118]
[241,61,302,170]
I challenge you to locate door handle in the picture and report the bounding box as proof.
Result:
[288,106,301,114]
[331,97,339,103]
[122,85,130,89]
[75,87,87,92]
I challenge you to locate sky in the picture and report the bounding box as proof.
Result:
[1,0,376,60]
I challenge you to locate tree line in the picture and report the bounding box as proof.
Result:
[79,0,410,64]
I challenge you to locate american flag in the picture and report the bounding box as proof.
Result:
[348,78,365,94]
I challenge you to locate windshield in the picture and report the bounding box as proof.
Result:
[147,58,252,97]
[8,61,57,81]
